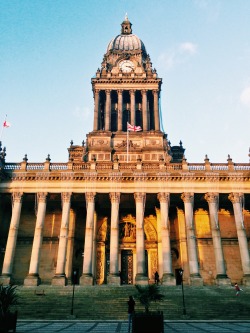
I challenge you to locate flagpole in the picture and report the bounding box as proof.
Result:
[0,114,7,141]
[0,126,4,141]
[127,124,129,163]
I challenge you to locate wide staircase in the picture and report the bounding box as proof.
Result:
[16,285,250,321]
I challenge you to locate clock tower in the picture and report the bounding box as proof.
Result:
[86,15,172,164]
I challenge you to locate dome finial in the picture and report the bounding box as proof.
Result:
[121,15,132,35]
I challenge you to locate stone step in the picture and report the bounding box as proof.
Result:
[15,285,250,320]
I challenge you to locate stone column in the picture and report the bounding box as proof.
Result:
[228,193,250,285]
[181,193,203,285]
[153,90,160,131]
[52,192,72,286]
[108,192,120,285]
[80,192,96,285]
[105,90,111,131]
[24,192,48,286]
[134,192,148,284]
[205,193,230,285]
[93,89,100,131]
[0,192,23,285]
[130,90,136,126]
[117,90,123,131]
[157,193,175,285]
[65,209,76,283]
[142,90,148,131]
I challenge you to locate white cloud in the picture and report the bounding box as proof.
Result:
[193,0,221,22]
[240,86,250,107]
[179,42,197,55]
[157,42,198,71]
[158,51,176,70]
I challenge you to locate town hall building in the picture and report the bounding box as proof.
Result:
[0,16,250,287]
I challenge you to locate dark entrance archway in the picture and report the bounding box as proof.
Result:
[121,250,133,284]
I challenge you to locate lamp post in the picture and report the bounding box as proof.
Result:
[179,269,186,315]
[71,270,77,316]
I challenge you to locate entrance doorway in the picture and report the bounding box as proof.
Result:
[121,250,133,285]
[175,268,182,285]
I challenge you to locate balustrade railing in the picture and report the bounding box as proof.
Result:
[2,161,250,173]
[4,163,21,170]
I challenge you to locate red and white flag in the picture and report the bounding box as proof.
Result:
[3,120,11,128]
[127,122,142,132]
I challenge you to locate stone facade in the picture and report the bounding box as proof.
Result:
[0,17,250,287]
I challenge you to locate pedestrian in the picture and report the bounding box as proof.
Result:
[154,271,160,285]
[119,271,122,285]
[234,282,243,296]
[127,295,135,333]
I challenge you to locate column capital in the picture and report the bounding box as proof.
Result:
[141,89,147,95]
[105,89,111,95]
[157,192,170,204]
[129,89,136,95]
[37,192,48,203]
[228,192,244,204]
[94,89,100,94]
[204,192,219,204]
[12,192,23,203]
[85,192,96,203]
[117,89,123,95]
[134,192,146,203]
[109,192,120,204]
[61,192,72,204]
[181,192,194,204]
[152,89,159,95]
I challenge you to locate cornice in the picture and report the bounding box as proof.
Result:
[5,172,250,183]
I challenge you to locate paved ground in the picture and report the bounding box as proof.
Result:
[16,320,250,333]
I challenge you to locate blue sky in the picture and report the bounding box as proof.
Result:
[1,0,250,163]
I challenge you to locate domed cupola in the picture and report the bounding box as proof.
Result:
[106,15,147,56]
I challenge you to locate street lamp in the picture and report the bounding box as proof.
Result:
[179,269,186,315]
[71,270,77,316]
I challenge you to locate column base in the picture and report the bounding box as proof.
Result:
[107,274,120,285]
[24,274,41,286]
[242,274,250,286]
[189,274,203,286]
[0,274,13,285]
[51,274,67,286]
[161,273,176,286]
[80,274,94,286]
[215,274,231,286]
[135,274,148,285]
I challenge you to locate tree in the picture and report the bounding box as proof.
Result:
[135,284,164,313]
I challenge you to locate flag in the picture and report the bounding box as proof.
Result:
[127,122,142,132]
[3,121,11,128]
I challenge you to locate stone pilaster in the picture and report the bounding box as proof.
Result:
[105,90,111,131]
[130,90,136,126]
[108,192,120,285]
[52,192,72,286]
[24,192,48,286]
[229,193,250,285]
[142,90,148,131]
[80,192,96,285]
[157,193,175,285]
[134,192,148,284]
[94,89,100,131]
[153,90,160,131]
[205,193,230,285]
[117,90,123,131]
[0,192,23,285]
[181,193,203,286]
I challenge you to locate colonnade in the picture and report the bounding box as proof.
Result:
[93,89,160,131]
[0,191,250,286]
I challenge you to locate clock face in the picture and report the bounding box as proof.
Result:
[119,60,135,73]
